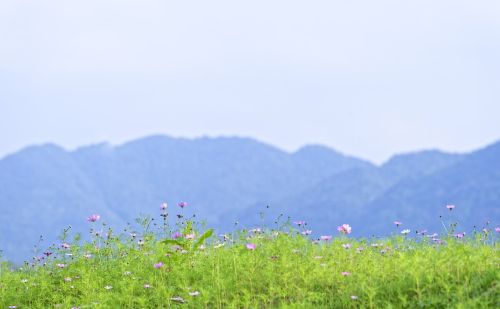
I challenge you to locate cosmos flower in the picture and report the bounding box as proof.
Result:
[160,203,168,210]
[341,272,351,276]
[495,227,500,233]
[185,233,196,240]
[446,204,455,210]
[56,263,66,268]
[104,285,113,290]
[320,235,332,241]
[342,243,352,249]
[189,291,200,296]
[294,221,306,226]
[154,262,164,269]
[302,230,312,235]
[246,243,256,250]
[401,229,410,235]
[144,284,151,289]
[171,297,185,303]
[393,221,402,227]
[61,243,71,249]
[177,201,188,208]
[87,214,100,222]
[418,230,427,235]
[454,232,465,239]
[172,231,182,239]
[337,224,352,234]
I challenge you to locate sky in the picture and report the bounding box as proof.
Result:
[1,0,499,164]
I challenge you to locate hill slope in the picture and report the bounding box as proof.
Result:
[0,136,370,262]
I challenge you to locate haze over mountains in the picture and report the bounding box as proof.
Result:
[1,135,499,262]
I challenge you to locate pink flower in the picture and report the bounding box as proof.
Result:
[185,233,196,240]
[87,214,100,222]
[154,262,164,269]
[454,232,465,239]
[302,230,312,235]
[172,231,182,239]
[56,263,66,268]
[494,227,500,233]
[61,243,70,249]
[337,224,352,234]
[341,271,351,276]
[320,235,332,241]
[342,243,352,249]
[177,201,188,208]
[393,221,402,227]
[246,243,256,250]
[160,203,168,210]
[294,221,306,226]
[446,204,455,210]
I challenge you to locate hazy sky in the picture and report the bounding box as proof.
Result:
[1,0,499,163]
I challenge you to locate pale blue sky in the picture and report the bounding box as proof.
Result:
[1,0,499,163]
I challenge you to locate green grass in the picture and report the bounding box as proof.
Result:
[0,216,499,308]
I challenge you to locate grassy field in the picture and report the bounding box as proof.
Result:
[0,207,499,308]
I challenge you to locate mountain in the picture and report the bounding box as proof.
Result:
[0,135,370,262]
[233,144,500,237]
[360,142,500,235]
[229,150,466,232]
[1,136,499,263]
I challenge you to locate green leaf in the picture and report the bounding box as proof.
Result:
[183,221,194,235]
[193,229,214,250]
[162,239,187,249]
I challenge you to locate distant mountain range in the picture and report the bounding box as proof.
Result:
[1,135,499,262]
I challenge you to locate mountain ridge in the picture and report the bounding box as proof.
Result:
[1,135,499,262]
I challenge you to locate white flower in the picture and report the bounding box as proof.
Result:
[401,229,410,235]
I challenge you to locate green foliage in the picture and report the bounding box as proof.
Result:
[0,224,498,308]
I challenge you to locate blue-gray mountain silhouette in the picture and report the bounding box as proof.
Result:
[0,135,498,262]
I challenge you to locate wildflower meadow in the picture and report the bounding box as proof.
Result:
[0,203,498,308]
